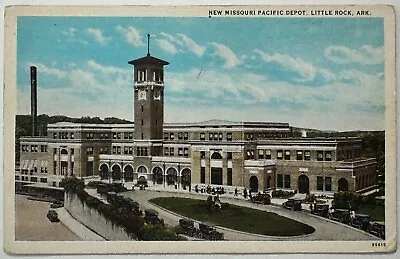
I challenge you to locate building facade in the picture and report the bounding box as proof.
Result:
[16,52,378,195]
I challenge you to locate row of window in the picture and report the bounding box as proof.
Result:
[21,145,47,152]
[54,161,74,176]
[245,133,289,140]
[200,132,233,141]
[15,175,47,183]
[137,147,148,156]
[53,132,74,139]
[277,174,333,191]
[199,167,233,186]
[164,132,189,141]
[136,68,164,82]
[20,167,48,174]
[52,132,135,140]
[164,147,189,157]
[246,149,333,161]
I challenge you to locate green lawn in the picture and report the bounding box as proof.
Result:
[357,204,385,221]
[150,197,315,236]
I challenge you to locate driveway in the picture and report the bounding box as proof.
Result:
[122,190,378,241]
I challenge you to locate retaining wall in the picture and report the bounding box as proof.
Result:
[64,192,136,241]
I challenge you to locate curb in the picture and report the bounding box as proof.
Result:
[148,200,314,241]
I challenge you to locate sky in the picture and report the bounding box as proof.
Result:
[16,16,385,131]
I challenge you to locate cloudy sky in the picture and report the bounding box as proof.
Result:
[16,16,384,131]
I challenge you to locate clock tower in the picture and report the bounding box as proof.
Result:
[128,34,169,157]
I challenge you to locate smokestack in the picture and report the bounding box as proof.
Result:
[30,66,37,136]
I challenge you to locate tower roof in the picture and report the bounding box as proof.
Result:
[128,55,169,66]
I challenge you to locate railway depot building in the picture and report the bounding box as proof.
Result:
[16,51,378,195]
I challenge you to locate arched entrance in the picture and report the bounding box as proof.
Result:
[100,164,109,180]
[249,176,259,193]
[124,165,133,182]
[166,167,178,186]
[152,167,163,184]
[298,175,309,194]
[181,168,191,187]
[266,175,271,189]
[112,164,121,180]
[338,178,349,192]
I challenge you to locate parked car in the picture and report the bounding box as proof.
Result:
[144,209,164,226]
[350,213,371,230]
[368,221,385,239]
[50,200,64,209]
[282,199,302,211]
[328,209,351,223]
[47,210,60,222]
[311,204,329,217]
[250,193,271,205]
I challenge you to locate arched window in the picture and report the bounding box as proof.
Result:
[211,152,222,159]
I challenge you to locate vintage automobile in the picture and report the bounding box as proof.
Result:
[197,222,224,240]
[50,200,64,209]
[179,219,224,240]
[144,209,164,226]
[47,210,60,222]
[282,198,302,211]
[368,221,385,239]
[250,193,271,205]
[311,204,329,217]
[350,213,372,230]
[328,209,351,223]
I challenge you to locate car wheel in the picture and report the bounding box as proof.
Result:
[197,232,203,239]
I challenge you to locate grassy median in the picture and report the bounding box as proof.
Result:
[150,197,315,236]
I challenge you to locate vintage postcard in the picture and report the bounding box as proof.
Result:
[2,4,396,254]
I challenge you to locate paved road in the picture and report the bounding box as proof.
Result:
[15,195,82,241]
[122,190,379,241]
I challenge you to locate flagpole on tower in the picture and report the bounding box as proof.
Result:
[147,34,150,56]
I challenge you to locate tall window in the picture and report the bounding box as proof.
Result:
[227,152,232,160]
[277,150,283,160]
[317,176,324,190]
[137,69,146,82]
[265,149,271,159]
[258,150,264,159]
[296,150,303,160]
[284,174,291,188]
[277,174,283,187]
[87,161,93,176]
[325,151,332,161]
[317,151,324,161]
[200,167,206,184]
[304,150,311,161]
[284,150,291,160]
[200,133,205,141]
[227,168,232,186]
[325,177,332,191]
[227,133,232,141]
[200,151,206,159]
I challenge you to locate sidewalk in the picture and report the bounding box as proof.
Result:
[56,207,105,241]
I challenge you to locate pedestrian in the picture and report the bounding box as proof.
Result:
[234,188,238,197]
[243,188,248,199]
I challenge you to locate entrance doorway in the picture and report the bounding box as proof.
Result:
[249,176,259,193]
[298,175,309,194]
